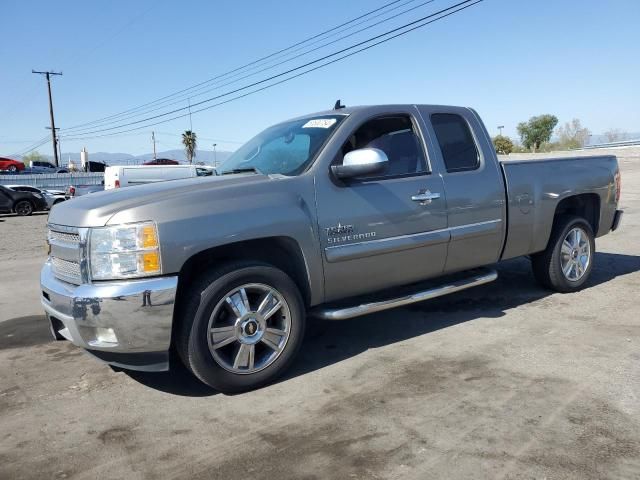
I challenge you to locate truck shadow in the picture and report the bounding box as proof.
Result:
[123,251,640,396]
[282,251,640,384]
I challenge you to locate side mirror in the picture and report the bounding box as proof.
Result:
[331,148,388,180]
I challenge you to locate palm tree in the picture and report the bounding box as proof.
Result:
[182,130,197,164]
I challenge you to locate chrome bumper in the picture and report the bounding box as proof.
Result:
[40,261,178,371]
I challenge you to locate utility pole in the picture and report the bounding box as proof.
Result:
[152,131,157,161]
[46,127,61,165]
[212,143,217,167]
[32,70,62,167]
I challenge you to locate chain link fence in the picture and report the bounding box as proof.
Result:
[0,173,104,190]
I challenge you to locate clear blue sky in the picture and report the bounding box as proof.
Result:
[1,0,639,157]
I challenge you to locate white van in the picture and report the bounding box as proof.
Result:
[104,165,200,190]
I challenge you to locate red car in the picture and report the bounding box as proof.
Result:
[0,157,25,173]
[143,158,180,166]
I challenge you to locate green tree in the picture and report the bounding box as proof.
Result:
[21,151,46,167]
[556,119,590,150]
[182,130,197,164]
[517,115,558,152]
[492,135,514,155]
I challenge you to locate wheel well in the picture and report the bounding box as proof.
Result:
[176,236,312,307]
[553,193,600,233]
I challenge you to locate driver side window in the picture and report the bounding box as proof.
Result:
[339,115,428,179]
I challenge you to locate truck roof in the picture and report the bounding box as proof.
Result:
[283,104,471,123]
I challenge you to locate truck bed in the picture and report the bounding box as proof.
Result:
[499,155,619,260]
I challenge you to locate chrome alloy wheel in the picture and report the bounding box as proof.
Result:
[207,283,292,374]
[560,227,591,281]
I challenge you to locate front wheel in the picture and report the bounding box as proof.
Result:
[531,215,595,292]
[176,262,305,393]
[14,200,33,216]
[8,165,18,173]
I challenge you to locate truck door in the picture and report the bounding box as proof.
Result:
[417,106,507,273]
[315,109,448,301]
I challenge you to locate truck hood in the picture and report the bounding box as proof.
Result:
[48,173,271,227]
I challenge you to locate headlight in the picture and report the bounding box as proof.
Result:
[89,222,161,280]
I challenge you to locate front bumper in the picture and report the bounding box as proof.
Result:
[612,209,623,231]
[40,261,178,371]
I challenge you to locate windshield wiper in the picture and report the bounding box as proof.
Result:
[219,167,261,175]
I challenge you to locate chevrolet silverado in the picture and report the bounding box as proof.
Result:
[41,104,623,392]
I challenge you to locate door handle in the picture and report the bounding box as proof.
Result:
[411,191,440,205]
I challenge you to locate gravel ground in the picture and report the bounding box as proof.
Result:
[0,158,639,479]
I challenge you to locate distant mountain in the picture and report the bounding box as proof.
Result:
[130,149,233,165]
[31,149,234,166]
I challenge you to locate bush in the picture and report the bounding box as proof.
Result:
[492,135,514,155]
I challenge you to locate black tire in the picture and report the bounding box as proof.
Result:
[176,262,306,393]
[14,200,33,216]
[531,215,595,293]
[8,165,18,172]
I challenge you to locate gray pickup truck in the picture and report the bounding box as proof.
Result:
[41,104,623,392]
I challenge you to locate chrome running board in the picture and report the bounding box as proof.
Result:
[314,268,498,321]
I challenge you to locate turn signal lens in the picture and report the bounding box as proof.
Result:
[140,252,160,273]
[141,225,158,248]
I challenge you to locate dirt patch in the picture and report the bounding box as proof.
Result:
[186,355,640,480]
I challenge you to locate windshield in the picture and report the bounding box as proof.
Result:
[217,115,346,176]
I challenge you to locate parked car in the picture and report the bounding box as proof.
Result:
[0,184,48,215]
[143,158,180,165]
[104,165,199,189]
[41,104,623,393]
[0,157,25,173]
[196,165,216,176]
[65,184,104,199]
[5,185,66,209]
[24,160,69,174]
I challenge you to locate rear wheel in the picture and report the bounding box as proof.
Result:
[176,262,305,393]
[14,200,33,216]
[8,165,18,172]
[531,215,595,292]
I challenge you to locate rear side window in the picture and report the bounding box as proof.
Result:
[431,113,479,172]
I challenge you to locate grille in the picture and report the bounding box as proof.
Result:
[48,230,80,245]
[48,226,83,284]
[51,257,82,282]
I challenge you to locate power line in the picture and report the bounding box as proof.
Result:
[61,0,413,131]
[62,0,435,134]
[10,135,51,157]
[62,0,483,139]
[63,0,481,139]
[61,130,245,144]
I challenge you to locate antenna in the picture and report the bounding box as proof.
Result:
[334,99,346,110]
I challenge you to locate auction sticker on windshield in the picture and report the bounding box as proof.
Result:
[303,118,337,129]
